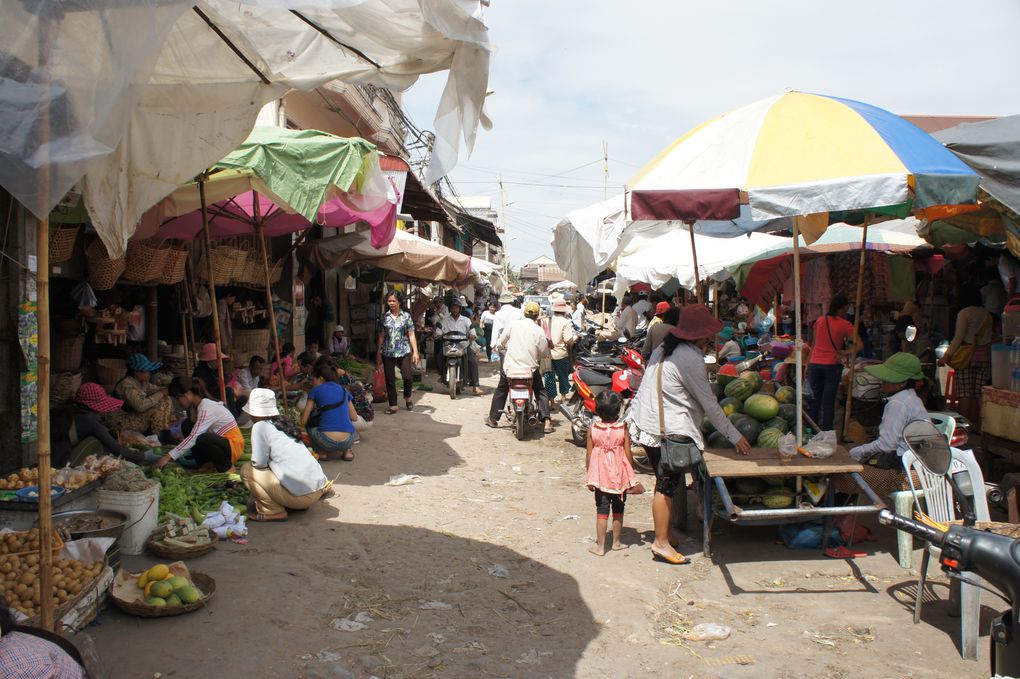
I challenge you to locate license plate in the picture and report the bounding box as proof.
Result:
[510,389,530,399]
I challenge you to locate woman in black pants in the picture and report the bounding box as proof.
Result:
[154,378,243,472]
[376,291,420,414]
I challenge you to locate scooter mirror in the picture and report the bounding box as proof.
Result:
[903,419,951,476]
[905,325,918,343]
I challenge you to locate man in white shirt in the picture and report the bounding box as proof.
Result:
[438,299,482,395]
[486,302,552,433]
[848,353,930,461]
[631,291,653,331]
[617,295,638,339]
[491,291,524,350]
[234,355,265,401]
[571,296,588,332]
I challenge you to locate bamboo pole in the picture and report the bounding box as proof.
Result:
[198,178,228,403]
[688,221,702,303]
[713,278,720,318]
[253,193,287,411]
[841,218,870,441]
[36,215,54,631]
[792,219,804,446]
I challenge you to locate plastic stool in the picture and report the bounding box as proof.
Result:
[891,488,926,569]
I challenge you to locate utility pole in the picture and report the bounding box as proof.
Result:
[498,173,509,283]
[603,140,609,200]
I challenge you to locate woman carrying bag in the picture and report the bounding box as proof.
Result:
[627,305,751,565]
[376,290,420,414]
[938,286,993,428]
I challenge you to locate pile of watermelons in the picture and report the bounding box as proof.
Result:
[704,364,799,450]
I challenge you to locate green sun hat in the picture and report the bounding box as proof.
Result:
[863,352,924,383]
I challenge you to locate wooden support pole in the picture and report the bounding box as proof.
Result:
[37,216,54,631]
[713,278,720,318]
[842,218,871,441]
[688,221,702,303]
[146,286,159,360]
[792,219,804,446]
[199,178,228,403]
[253,193,287,411]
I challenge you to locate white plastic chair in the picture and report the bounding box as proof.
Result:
[902,447,989,661]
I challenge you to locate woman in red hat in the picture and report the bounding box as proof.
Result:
[66,383,156,464]
[627,305,751,564]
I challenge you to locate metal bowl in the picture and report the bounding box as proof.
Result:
[45,509,129,541]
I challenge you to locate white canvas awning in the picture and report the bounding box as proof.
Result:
[0,0,492,256]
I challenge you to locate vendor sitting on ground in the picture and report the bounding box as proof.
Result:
[314,355,374,439]
[64,383,159,465]
[240,388,332,522]
[193,342,237,416]
[716,326,741,362]
[109,353,177,437]
[834,352,930,497]
[301,365,358,461]
[154,378,244,473]
[329,324,350,357]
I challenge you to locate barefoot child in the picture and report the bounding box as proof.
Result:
[586,391,638,555]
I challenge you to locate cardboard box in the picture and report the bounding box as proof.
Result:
[982,386,1020,442]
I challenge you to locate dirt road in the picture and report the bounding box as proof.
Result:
[92,363,989,678]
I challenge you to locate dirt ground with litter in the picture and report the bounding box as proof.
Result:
[91,362,990,678]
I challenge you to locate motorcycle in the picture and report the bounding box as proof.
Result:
[879,418,1020,677]
[505,372,539,441]
[560,339,645,447]
[441,330,469,400]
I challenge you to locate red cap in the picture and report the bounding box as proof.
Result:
[654,301,671,317]
[74,383,124,414]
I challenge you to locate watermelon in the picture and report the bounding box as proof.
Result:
[757,427,785,448]
[719,397,743,416]
[764,417,789,434]
[778,404,799,424]
[733,477,767,495]
[739,370,763,392]
[710,382,725,400]
[775,386,796,404]
[762,476,789,488]
[758,381,776,395]
[744,393,780,421]
[701,415,716,434]
[733,417,762,444]
[762,488,795,509]
[717,364,739,386]
[724,378,755,401]
[708,431,733,449]
[729,412,751,427]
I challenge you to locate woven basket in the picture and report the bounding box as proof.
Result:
[123,240,169,283]
[200,246,242,285]
[52,334,85,372]
[95,358,126,389]
[269,259,284,285]
[51,371,82,406]
[158,243,189,285]
[49,225,80,263]
[241,256,263,286]
[231,328,270,355]
[146,527,216,560]
[85,240,126,291]
[109,571,215,618]
[160,355,190,380]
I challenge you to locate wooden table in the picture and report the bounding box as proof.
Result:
[699,447,884,557]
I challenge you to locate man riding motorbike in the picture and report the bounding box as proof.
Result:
[485,301,553,433]
[439,298,482,396]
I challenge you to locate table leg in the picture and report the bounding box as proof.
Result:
[702,475,713,558]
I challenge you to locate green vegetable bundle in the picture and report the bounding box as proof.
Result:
[145,466,249,522]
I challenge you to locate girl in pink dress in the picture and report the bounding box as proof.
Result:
[586,391,639,555]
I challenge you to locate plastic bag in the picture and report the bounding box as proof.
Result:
[779,521,843,550]
[72,280,97,308]
[806,430,837,459]
[777,432,797,462]
[683,623,731,641]
[372,367,387,401]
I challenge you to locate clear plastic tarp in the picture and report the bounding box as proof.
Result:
[0,0,491,255]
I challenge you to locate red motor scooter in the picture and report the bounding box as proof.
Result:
[559,345,644,447]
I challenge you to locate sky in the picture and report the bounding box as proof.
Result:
[403,0,1020,269]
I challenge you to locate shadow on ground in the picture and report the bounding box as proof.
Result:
[92,508,599,679]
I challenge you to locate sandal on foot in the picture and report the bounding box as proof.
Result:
[651,547,689,565]
[247,511,288,522]
[543,421,554,434]
[386,406,399,414]
[342,450,354,462]
[484,418,499,428]
[405,399,413,411]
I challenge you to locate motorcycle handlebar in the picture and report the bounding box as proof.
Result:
[877,509,946,548]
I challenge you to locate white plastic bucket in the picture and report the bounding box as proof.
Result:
[97,484,159,556]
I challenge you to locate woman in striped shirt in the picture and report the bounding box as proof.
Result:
[153,378,243,473]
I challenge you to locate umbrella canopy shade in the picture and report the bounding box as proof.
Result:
[629,92,980,225]
[727,222,931,309]
[471,257,507,292]
[935,115,1020,217]
[546,280,578,292]
[551,194,787,286]
[300,229,471,284]
[0,0,491,257]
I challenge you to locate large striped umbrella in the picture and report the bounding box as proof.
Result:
[626,91,981,449]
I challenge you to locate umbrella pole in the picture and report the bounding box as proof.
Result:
[841,218,870,441]
[253,193,288,412]
[199,177,228,403]
[793,219,804,445]
[713,279,720,318]
[688,221,702,303]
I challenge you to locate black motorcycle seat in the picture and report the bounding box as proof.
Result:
[581,355,623,367]
[578,368,613,387]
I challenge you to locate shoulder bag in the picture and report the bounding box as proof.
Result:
[308,389,347,429]
[947,312,993,371]
[823,316,850,367]
[656,360,703,475]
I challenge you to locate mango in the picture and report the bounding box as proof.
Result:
[145,596,167,607]
[167,575,189,593]
[146,564,170,582]
[165,593,182,606]
[149,580,173,600]
[137,571,149,589]
[143,581,155,598]
[177,584,202,604]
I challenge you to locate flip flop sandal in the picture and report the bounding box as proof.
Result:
[484,418,499,428]
[342,451,354,461]
[543,422,554,433]
[386,406,399,414]
[651,548,690,565]
[405,400,413,411]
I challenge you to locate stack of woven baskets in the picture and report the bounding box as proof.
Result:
[121,240,190,285]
